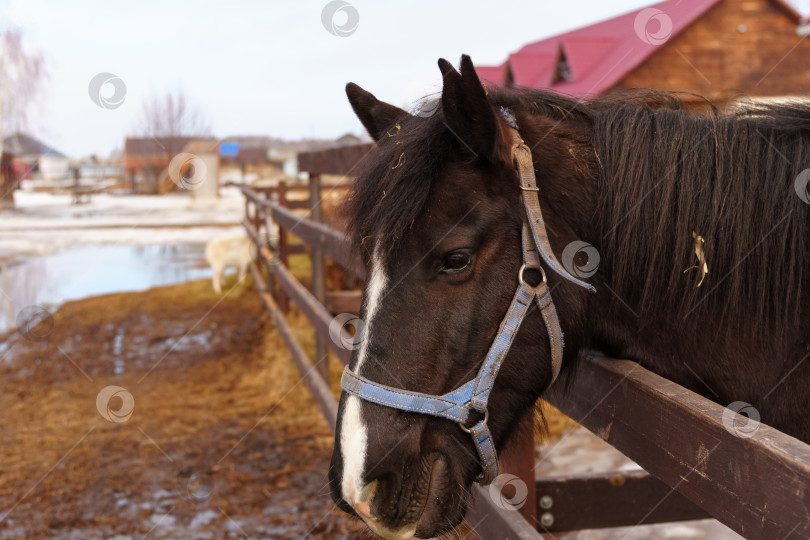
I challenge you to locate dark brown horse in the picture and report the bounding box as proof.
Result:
[329,55,810,539]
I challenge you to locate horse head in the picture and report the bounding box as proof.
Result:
[329,55,598,539]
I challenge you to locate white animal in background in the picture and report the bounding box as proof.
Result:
[205,235,253,294]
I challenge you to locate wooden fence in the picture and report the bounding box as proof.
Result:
[234,143,810,540]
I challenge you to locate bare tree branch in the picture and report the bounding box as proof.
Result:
[0,27,46,207]
[0,28,46,138]
[137,90,211,147]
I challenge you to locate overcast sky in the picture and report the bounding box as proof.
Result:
[1,0,808,158]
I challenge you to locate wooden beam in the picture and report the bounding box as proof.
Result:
[545,356,810,539]
[498,415,537,526]
[241,183,349,197]
[534,470,708,532]
[325,290,363,315]
[465,485,544,539]
[281,199,313,210]
[286,244,308,256]
[298,143,375,176]
[309,174,328,381]
[276,181,290,312]
[236,183,269,207]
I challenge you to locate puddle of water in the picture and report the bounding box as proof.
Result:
[0,244,212,335]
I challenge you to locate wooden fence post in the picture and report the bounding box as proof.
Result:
[498,413,538,527]
[277,180,290,313]
[309,174,328,381]
[260,194,276,297]
[252,196,261,233]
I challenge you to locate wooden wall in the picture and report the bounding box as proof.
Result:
[614,0,810,99]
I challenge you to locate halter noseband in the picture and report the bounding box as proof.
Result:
[340,121,596,485]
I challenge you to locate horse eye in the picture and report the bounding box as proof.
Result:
[441,251,471,273]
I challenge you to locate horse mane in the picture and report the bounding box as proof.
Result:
[588,94,810,332]
[345,86,810,331]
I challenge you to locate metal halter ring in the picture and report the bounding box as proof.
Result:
[458,408,489,434]
[518,264,547,286]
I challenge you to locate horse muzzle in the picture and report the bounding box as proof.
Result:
[341,452,464,539]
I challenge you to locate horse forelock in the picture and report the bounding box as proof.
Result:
[344,113,452,262]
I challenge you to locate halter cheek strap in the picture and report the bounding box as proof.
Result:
[340,123,595,485]
[514,137,597,294]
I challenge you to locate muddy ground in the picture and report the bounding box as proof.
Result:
[0,276,369,539]
[0,270,580,540]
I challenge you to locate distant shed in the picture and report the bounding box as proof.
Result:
[124,136,216,194]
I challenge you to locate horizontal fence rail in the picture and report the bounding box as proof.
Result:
[545,356,810,539]
[535,470,708,532]
[298,143,375,176]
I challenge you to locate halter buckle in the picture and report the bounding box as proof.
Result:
[458,406,489,434]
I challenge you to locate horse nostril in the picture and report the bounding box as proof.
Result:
[355,500,372,519]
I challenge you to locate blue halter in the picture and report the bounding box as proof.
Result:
[340,124,596,485]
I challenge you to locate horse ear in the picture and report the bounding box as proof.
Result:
[439,55,510,163]
[346,83,411,142]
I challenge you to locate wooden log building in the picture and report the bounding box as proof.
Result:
[476,0,810,102]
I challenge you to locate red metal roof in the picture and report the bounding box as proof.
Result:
[476,0,722,96]
[476,62,508,85]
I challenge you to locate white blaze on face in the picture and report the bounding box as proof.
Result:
[340,245,388,506]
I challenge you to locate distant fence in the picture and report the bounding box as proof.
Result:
[234,143,810,540]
